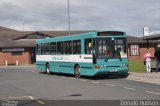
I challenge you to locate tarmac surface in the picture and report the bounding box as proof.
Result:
[127,72,160,85]
[1,65,160,85]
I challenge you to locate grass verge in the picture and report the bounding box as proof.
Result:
[129,60,146,73]
[129,60,157,73]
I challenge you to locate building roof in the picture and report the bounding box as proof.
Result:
[127,35,160,44]
[0,26,18,31]
[1,26,159,48]
[127,36,146,44]
[13,32,52,40]
[143,34,160,40]
[0,26,95,48]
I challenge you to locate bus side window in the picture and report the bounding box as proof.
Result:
[57,42,64,54]
[65,41,72,54]
[73,40,81,54]
[41,43,44,54]
[72,41,76,54]
[38,44,41,54]
[36,44,38,54]
[85,39,92,54]
[50,42,57,54]
[44,43,50,55]
[77,41,81,54]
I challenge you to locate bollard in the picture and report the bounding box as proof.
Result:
[16,60,19,66]
[5,60,8,66]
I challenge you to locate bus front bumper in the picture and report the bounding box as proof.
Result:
[93,67,128,76]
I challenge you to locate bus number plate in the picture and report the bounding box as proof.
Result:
[109,69,118,72]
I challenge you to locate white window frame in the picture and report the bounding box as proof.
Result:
[130,44,139,56]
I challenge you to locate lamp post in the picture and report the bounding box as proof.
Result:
[68,0,70,35]
[23,22,24,31]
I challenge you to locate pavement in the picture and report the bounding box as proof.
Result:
[127,72,160,85]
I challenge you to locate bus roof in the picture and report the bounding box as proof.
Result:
[36,31,126,44]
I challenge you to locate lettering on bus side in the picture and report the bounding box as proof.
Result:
[57,57,63,60]
[52,57,63,61]
[52,57,56,60]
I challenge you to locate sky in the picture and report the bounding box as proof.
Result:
[0,0,160,36]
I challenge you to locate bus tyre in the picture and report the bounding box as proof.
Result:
[121,74,128,78]
[46,64,50,74]
[74,66,81,78]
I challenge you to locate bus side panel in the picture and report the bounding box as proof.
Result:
[79,63,96,76]
[49,62,74,74]
[36,61,46,72]
[49,62,95,76]
[49,62,59,73]
[80,68,96,76]
[58,62,74,74]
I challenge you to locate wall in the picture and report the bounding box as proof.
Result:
[0,51,4,65]
[0,51,31,65]
[128,44,155,61]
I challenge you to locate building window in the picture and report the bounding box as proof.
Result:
[130,44,139,56]
[12,52,22,56]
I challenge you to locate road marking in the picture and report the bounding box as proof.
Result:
[91,81,100,84]
[63,77,67,78]
[127,78,160,85]
[105,84,117,87]
[28,96,34,99]
[8,96,45,105]
[145,91,160,95]
[9,96,31,99]
[123,87,136,91]
[69,78,76,80]
[28,96,45,105]
[80,79,87,82]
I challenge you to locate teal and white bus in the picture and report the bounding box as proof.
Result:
[36,31,128,78]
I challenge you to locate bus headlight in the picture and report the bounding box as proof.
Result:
[122,64,128,67]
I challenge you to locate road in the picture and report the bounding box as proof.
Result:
[0,66,160,106]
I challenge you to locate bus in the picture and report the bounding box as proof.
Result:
[36,31,128,78]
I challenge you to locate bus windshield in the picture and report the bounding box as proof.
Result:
[95,37,127,59]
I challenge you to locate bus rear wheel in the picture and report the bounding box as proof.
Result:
[74,66,81,78]
[46,64,50,74]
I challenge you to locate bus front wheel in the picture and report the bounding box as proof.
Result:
[74,65,81,78]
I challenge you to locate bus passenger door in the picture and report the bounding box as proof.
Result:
[84,38,97,64]
[85,39,92,54]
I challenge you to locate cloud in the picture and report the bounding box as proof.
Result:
[0,0,160,36]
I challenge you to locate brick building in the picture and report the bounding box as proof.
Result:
[0,27,50,65]
[0,26,92,65]
[0,26,159,65]
[127,36,159,61]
